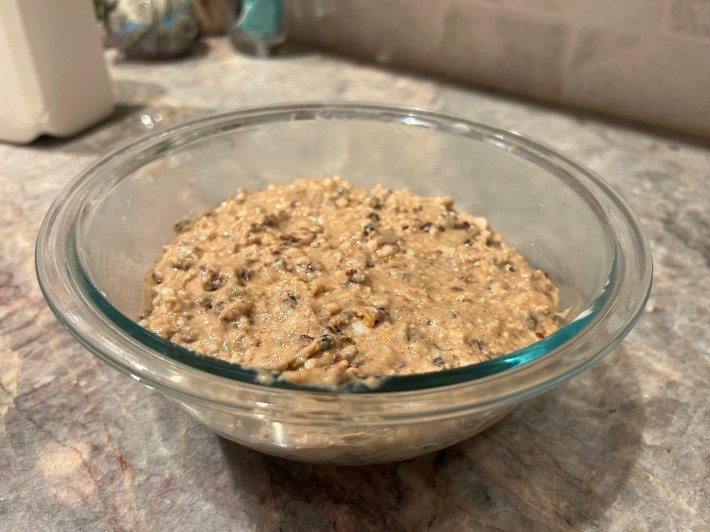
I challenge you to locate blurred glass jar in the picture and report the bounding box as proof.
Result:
[229,0,287,57]
[103,0,199,59]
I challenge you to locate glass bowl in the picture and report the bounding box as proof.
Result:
[36,103,652,465]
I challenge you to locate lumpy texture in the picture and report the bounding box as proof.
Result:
[139,178,561,386]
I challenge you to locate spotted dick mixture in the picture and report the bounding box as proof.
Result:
[139,178,562,387]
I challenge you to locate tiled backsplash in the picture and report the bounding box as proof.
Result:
[288,0,710,137]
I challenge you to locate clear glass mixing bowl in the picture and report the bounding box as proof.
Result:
[36,103,652,464]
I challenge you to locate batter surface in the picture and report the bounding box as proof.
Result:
[139,178,561,386]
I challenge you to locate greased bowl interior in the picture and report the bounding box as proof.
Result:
[36,103,652,464]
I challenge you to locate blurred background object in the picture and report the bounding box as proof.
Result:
[0,0,114,143]
[230,0,287,57]
[104,0,200,59]
[194,0,234,35]
[287,0,710,137]
[3,0,706,142]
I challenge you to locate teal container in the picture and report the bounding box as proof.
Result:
[231,0,286,56]
[239,0,283,40]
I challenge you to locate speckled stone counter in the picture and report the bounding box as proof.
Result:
[1,39,708,531]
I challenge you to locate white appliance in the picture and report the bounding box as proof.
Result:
[0,0,114,143]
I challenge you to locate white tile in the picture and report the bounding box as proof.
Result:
[564,27,710,134]
[439,2,570,97]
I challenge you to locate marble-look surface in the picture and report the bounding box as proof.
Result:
[1,38,708,531]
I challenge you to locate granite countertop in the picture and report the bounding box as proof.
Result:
[1,38,708,531]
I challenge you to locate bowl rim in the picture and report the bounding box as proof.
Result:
[35,102,652,407]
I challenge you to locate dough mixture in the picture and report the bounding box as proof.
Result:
[139,178,561,386]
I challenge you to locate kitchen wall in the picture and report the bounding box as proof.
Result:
[288,0,710,137]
